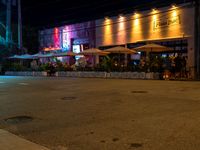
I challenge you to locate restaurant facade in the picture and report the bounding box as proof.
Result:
[39,2,196,78]
[39,21,96,54]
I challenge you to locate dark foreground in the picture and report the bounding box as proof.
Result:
[0,76,200,150]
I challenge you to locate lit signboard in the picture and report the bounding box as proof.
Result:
[73,45,83,60]
[62,28,71,50]
[153,15,181,30]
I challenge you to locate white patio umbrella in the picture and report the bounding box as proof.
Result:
[104,46,136,54]
[134,43,172,61]
[78,48,109,56]
[9,55,22,59]
[9,54,36,67]
[53,51,77,57]
[78,48,110,66]
[31,53,41,58]
[133,43,172,52]
[9,54,35,59]
[52,51,77,65]
[35,53,54,58]
[104,46,136,66]
[20,54,35,59]
[134,43,173,72]
[30,53,54,65]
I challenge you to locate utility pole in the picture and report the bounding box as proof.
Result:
[195,0,200,80]
[18,0,23,52]
[6,0,12,48]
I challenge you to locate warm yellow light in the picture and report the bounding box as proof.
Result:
[104,18,113,45]
[151,8,159,21]
[153,14,157,20]
[134,13,139,18]
[172,10,178,17]
[134,19,139,26]
[166,4,181,40]
[119,18,125,29]
[104,17,111,26]
[134,13,140,26]
[172,4,177,9]
[105,17,109,21]
[118,15,125,31]
[117,15,126,43]
[151,8,160,34]
[171,4,178,18]
[152,8,158,14]
[131,12,142,42]
[119,15,125,21]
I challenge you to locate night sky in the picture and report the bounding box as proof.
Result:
[21,0,189,28]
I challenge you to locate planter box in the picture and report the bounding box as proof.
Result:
[56,71,107,78]
[110,72,122,78]
[4,71,161,80]
[5,71,47,77]
[145,72,154,79]
[153,72,161,80]
[33,71,47,77]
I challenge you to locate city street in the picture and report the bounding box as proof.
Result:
[0,76,200,150]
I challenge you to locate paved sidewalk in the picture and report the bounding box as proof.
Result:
[0,129,50,150]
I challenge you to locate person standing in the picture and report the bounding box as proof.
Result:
[181,56,187,78]
[174,54,182,79]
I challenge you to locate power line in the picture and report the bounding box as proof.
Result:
[38,1,152,18]
[39,8,186,49]
[22,0,161,26]
[39,3,191,37]
[22,0,63,9]
[45,0,116,12]
[31,0,192,28]
[22,0,121,12]
[38,10,175,43]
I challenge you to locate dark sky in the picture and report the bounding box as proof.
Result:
[21,0,191,28]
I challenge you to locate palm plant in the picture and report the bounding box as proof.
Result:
[101,56,113,72]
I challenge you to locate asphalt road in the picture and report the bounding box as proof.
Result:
[0,76,200,150]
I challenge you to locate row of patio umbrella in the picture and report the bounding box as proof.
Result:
[9,51,77,60]
[8,47,130,59]
[9,44,172,60]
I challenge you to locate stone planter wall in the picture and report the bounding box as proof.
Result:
[5,71,47,77]
[5,71,161,80]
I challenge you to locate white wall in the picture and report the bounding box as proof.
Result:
[96,4,194,47]
[95,4,195,76]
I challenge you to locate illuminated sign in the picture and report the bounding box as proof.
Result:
[43,47,61,51]
[54,28,60,48]
[73,38,89,45]
[153,15,181,30]
[73,45,83,60]
[39,21,95,51]
[62,28,71,50]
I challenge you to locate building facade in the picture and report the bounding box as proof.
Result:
[39,21,96,54]
[96,3,195,76]
[0,1,7,47]
[39,2,197,77]
[0,0,22,50]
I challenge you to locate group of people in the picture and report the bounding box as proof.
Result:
[46,62,56,76]
[29,53,190,79]
[171,55,189,78]
[138,53,190,79]
[160,54,190,79]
